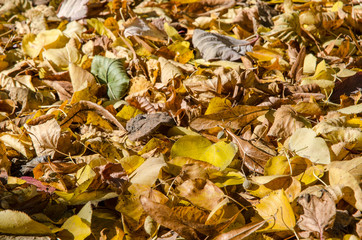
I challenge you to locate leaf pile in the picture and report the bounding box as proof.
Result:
[0,0,361,239]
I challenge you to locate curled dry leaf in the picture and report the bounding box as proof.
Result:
[267,105,308,141]
[192,29,253,61]
[224,128,274,174]
[190,105,269,131]
[140,196,201,240]
[297,190,336,239]
[60,100,126,132]
[213,220,266,240]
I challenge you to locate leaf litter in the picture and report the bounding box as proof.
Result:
[0,0,361,239]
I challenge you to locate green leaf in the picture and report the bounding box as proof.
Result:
[91,55,130,100]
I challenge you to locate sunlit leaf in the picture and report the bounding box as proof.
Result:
[91,55,130,100]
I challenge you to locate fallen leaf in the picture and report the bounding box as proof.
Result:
[176,178,227,211]
[91,55,130,100]
[190,105,269,131]
[170,135,237,170]
[288,128,331,164]
[255,189,296,231]
[0,210,52,235]
[192,29,253,61]
[267,105,308,140]
[213,220,266,240]
[140,196,200,240]
[297,190,336,239]
[126,112,175,141]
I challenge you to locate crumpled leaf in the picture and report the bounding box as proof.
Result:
[126,112,175,141]
[192,29,253,61]
[91,55,130,100]
[170,135,237,170]
[288,128,331,164]
[297,190,336,239]
[190,105,269,131]
[0,210,52,235]
[176,178,227,211]
[25,117,75,159]
[268,105,309,140]
[124,17,168,43]
[140,196,200,240]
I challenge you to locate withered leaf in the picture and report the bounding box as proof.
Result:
[60,100,126,132]
[57,0,107,21]
[126,112,175,141]
[297,190,336,239]
[140,196,200,240]
[267,105,308,140]
[224,128,274,174]
[213,220,266,240]
[190,105,269,131]
[192,29,253,61]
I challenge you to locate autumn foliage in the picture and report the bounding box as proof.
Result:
[0,0,361,239]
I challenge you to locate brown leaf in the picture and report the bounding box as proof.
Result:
[92,163,129,193]
[297,190,336,239]
[126,112,175,141]
[213,220,266,240]
[176,178,226,211]
[267,105,308,140]
[25,118,75,159]
[224,128,274,174]
[330,72,362,103]
[60,100,126,132]
[190,105,269,131]
[140,196,200,240]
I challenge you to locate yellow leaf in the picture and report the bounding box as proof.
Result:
[118,155,145,174]
[116,105,143,121]
[22,29,68,58]
[288,128,331,164]
[247,46,283,62]
[331,1,343,12]
[0,210,52,235]
[167,40,194,64]
[164,22,183,41]
[255,189,296,231]
[61,215,91,240]
[205,97,232,115]
[329,157,362,211]
[303,53,316,74]
[170,135,237,170]
[86,111,114,130]
[296,165,324,186]
[130,155,167,186]
[264,156,289,176]
[42,41,82,71]
[76,165,97,185]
